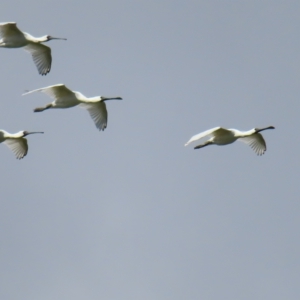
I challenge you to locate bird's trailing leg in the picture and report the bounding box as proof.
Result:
[194,140,213,150]
[34,103,52,112]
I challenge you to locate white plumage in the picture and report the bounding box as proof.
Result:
[0,22,66,75]
[23,84,122,131]
[185,126,275,155]
[0,130,43,159]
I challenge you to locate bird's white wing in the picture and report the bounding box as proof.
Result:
[4,138,28,159]
[239,133,267,155]
[185,127,231,146]
[0,22,23,38]
[23,84,76,104]
[23,43,52,75]
[80,102,107,131]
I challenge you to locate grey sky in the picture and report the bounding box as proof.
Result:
[0,1,299,299]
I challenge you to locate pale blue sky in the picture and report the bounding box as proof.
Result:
[1,1,299,299]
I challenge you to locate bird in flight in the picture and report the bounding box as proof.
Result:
[0,130,44,159]
[0,22,66,75]
[185,126,275,155]
[23,84,122,131]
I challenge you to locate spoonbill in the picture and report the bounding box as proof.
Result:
[0,22,66,75]
[0,130,44,159]
[23,84,122,131]
[185,126,275,155]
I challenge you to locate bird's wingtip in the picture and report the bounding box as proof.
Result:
[22,90,30,96]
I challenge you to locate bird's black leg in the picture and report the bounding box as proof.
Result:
[194,141,213,150]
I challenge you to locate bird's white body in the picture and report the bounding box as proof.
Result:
[23,84,122,131]
[0,22,66,75]
[0,130,43,159]
[185,126,275,155]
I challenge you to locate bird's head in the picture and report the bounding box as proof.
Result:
[43,35,67,42]
[23,131,44,137]
[255,126,275,133]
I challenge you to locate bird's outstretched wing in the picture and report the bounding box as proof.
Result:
[4,138,28,159]
[23,84,77,105]
[0,22,23,39]
[80,102,108,131]
[239,133,267,155]
[185,127,230,146]
[23,43,52,75]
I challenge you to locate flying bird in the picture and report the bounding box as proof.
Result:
[0,22,66,75]
[23,84,122,131]
[185,126,275,155]
[0,130,44,159]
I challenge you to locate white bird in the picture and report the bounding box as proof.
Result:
[23,84,122,131]
[0,130,43,159]
[0,22,66,75]
[185,126,275,155]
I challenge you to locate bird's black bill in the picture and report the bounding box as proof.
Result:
[102,97,122,101]
[23,131,44,136]
[49,36,67,40]
[256,126,275,133]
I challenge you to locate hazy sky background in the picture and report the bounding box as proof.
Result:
[1,1,299,299]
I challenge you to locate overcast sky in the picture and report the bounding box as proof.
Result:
[1,1,299,299]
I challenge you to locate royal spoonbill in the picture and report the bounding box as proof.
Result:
[185,126,275,155]
[0,130,43,159]
[0,22,66,75]
[23,84,122,131]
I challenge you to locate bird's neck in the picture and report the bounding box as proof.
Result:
[80,96,100,103]
[232,129,254,138]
